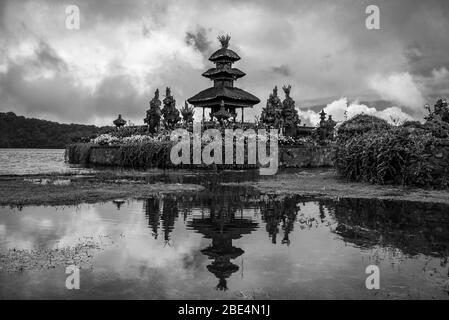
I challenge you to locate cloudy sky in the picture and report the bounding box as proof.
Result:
[0,0,448,126]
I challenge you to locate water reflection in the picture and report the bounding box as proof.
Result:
[1,186,449,299]
[189,211,257,291]
[328,198,449,261]
[136,187,449,296]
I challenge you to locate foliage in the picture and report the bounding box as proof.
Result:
[161,87,181,130]
[144,89,162,134]
[121,135,157,144]
[281,85,300,131]
[335,114,449,188]
[260,85,301,138]
[65,143,95,165]
[103,126,149,138]
[89,132,171,146]
[260,86,283,128]
[425,98,449,123]
[67,138,174,169]
[0,112,109,148]
[119,141,175,169]
[403,118,449,139]
[91,134,121,146]
[336,114,391,142]
[180,101,195,124]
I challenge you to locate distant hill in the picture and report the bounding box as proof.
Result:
[0,112,109,148]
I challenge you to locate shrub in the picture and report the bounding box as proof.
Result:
[335,116,449,187]
[65,143,95,165]
[103,126,150,139]
[119,141,175,169]
[336,114,391,142]
[91,134,121,146]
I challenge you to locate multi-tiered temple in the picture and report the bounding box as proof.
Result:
[188,35,260,123]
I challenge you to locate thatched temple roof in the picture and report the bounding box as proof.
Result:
[188,86,260,107]
[209,47,241,62]
[188,34,259,114]
[202,67,246,79]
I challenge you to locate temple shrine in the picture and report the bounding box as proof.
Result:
[187,35,260,123]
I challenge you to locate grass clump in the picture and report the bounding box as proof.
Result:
[65,143,95,165]
[335,114,449,188]
[119,140,175,169]
[336,114,391,142]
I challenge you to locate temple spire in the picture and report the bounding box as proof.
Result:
[188,34,260,123]
[218,34,231,48]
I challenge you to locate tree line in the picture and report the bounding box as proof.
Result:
[0,112,109,149]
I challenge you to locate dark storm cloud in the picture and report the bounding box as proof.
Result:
[1,0,449,124]
[62,0,170,25]
[404,44,449,77]
[185,27,212,57]
[404,44,423,65]
[34,40,67,72]
[271,65,291,77]
[0,61,150,123]
[0,42,150,123]
[0,0,7,29]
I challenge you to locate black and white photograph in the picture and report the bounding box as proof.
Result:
[1,0,449,307]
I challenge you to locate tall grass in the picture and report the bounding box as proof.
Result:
[119,141,174,169]
[335,117,448,187]
[65,143,94,165]
[336,114,391,142]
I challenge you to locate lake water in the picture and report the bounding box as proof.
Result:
[0,148,87,175]
[0,149,448,299]
[1,185,449,299]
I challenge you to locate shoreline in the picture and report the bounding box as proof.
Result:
[1,168,449,207]
[0,172,204,207]
[231,169,449,205]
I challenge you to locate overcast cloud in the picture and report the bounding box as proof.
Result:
[0,0,448,126]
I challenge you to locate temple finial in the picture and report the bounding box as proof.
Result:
[217,34,231,48]
[282,84,291,97]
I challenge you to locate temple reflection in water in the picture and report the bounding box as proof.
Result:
[142,185,449,292]
[142,187,302,290]
[188,209,258,291]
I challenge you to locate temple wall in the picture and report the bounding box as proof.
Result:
[66,144,334,169]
